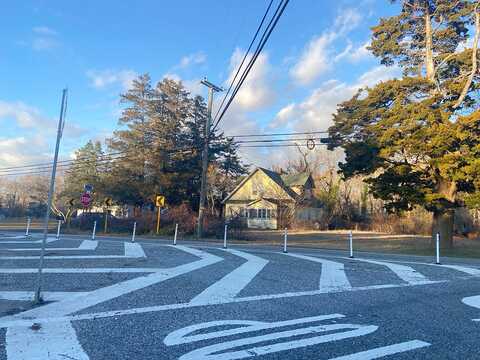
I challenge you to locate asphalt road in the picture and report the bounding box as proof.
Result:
[0,232,479,359]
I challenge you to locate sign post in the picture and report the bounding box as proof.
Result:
[155,195,165,235]
[104,198,112,234]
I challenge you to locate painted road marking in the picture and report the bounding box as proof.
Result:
[166,314,378,360]
[0,241,144,259]
[346,258,431,285]
[329,340,431,360]
[0,281,440,328]
[462,295,480,321]
[439,264,480,276]
[164,314,345,346]
[3,239,98,251]
[0,237,58,245]
[284,253,351,292]
[165,313,429,360]
[6,321,89,360]
[0,267,162,273]
[1,246,221,321]
[0,291,87,301]
[190,248,268,305]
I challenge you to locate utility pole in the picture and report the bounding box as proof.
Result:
[34,89,68,304]
[197,78,223,239]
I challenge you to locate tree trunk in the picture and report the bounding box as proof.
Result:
[425,6,435,82]
[431,209,454,249]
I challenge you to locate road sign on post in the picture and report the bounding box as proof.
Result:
[80,192,92,208]
[155,195,165,234]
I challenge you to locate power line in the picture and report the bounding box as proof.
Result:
[211,0,290,133]
[213,0,274,122]
[227,130,328,138]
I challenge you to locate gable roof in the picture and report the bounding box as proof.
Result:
[223,167,305,203]
[281,172,314,187]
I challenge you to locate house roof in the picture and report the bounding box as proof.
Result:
[281,172,312,187]
[223,167,309,203]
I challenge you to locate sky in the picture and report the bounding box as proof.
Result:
[0,0,402,170]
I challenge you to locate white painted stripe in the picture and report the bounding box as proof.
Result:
[165,314,345,345]
[0,237,58,245]
[285,253,351,292]
[78,240,98,250]
[124,242,146,258]
[4,240,99,251]
[462,295,480,310]
[329,340,431,359]
[6,321,89,360]
[347,258,431,284]
[0,281,441,328]
[0,241,144,260]
[2,246,221,320]
[190,249,268,305]
[0,291,87,301]
[0,267,160,273]
[176,321,378,360]
[440,264,480,276]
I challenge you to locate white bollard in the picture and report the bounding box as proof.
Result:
[223,224,228,249]
[173,223,178,245]
[132,221,137,242]
[56,220,61,239]
[25,217,31,237]
[283,227,288,253]
[436,233,440,264]
[349,230,354,258]
[92,221,97,240]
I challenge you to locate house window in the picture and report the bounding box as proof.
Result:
[266,209,271,219]
[249,209,257,218]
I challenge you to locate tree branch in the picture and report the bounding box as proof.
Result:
[453,4,480,109]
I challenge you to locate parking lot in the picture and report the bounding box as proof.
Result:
[1,232,480,359]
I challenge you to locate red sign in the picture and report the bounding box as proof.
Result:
[80,192,92,208]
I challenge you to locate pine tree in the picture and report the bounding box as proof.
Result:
[329,0,480,247]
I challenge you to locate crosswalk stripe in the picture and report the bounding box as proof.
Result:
[346,258,431,285]
[0,291,88,301]
[190,248,268,305]
[284,253,351,292]
[438,264,480,276]
[3,240,98,251]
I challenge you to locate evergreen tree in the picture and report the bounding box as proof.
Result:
[329,0,480,247]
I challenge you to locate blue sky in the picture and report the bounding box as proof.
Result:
[0,0,401,168]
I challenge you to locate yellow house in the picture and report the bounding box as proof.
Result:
[223,167,315,229]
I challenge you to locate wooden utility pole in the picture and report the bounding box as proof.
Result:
[197,78,222,239]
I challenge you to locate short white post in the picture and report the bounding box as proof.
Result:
[349,230,354,258]
[173,223,178,245]
[435,232,440,264]
[223,224,228,249]
[132,221,137,243]
[56,220,61,239]
[92,221,97,240]
[283,227,288,253]
[25,217,31,237]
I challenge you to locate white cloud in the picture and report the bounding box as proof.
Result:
[290,32,337,85]
[0,101,47,128]
[273,65,401,133]
[290,9,363,85]
[86,69,138,91]
[226,48,275,111]
[33,26,57,36]
[0,136,50,167]
[31,26,59,51]
[334,8,363,35]
[177,52,207,69]
[349,41,372,62]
